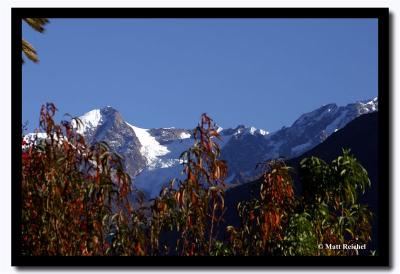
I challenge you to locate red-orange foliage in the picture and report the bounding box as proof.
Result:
[150,113,228,256]
[227,160,295,255]
[21,103,146,256]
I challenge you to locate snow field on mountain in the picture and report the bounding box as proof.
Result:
[127,123,170,169]
[74,109,102,134]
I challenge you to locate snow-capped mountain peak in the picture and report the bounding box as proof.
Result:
[221,124,269,137]
[74,109,102,134]
[66,97,377,198]
[356,97,378,114]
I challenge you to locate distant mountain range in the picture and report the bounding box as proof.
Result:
[68,97,377,197]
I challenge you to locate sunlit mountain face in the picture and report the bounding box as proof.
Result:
[25,98,378,198]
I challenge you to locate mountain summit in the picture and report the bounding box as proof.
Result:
[75,98,377,197]
[75,106,147,177]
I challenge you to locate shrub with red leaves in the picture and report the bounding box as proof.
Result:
[21,103,146,256]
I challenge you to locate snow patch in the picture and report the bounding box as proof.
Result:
[179,132,191,139]
[234,129,243,136]
[357,97,378,114]
[24,132,47,141]
[132,129,233,197]
[133,137,194,197]
[233,126,269,136]
[75,109,102,134]
[127,123,170,169]
[22,132,77,151]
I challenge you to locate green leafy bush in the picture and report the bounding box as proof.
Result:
[299,150,372,255]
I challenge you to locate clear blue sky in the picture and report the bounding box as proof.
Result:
[22,18,378,132]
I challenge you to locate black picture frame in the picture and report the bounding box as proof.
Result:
[12,7,390,267]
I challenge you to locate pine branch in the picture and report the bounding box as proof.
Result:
[22,39,38,63]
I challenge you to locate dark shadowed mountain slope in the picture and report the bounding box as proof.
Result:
[289,111,378,198]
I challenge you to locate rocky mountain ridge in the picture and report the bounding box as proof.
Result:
[26,98,378,197]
